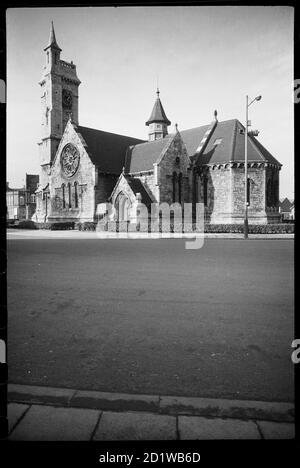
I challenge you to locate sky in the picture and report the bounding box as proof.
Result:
[7,6,294,199]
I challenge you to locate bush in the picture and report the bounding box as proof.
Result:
[13,220,37,230]
[199,223,294,234]
[35,222,52,230]
[76,221,96,231]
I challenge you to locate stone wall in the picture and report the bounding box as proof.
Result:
[197,163,280,224]
[132,172,157,202]
[157,133,192,205]
[203,165,232,224]
[47,122,96,222]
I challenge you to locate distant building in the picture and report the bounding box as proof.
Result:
[34,23,282,225]
[279,198,294,221]
[6,174,39,222]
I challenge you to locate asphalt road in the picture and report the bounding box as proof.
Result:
[7,237,294,402]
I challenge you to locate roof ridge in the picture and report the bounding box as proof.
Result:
[77,125,145,142]
[129,134,173,149]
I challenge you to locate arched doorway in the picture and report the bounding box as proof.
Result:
[115,192,131,221]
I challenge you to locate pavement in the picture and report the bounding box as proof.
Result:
[6,384,295,440]
[7,228,294,240]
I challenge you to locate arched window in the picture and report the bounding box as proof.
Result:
[203,175,208,207]
[74,182,78,208]
[267,179,272,207]
[178,173,182,204]
[273,180,279,206]
[68,182,71,208]
[172,172,177,203]
[62,184,65,208]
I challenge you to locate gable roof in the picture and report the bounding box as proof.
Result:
[279,197,293,212]
[124,175,153,207]
[125,135,173,173]
[180,124,213,156]
[182,119,281,166]
[73,118,281,176]
[76,125,145,174]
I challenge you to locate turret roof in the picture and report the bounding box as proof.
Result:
[145,90,171,126]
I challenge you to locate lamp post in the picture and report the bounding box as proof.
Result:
[244,94,262,239]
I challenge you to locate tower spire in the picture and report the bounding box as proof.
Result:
[44,21,61,51]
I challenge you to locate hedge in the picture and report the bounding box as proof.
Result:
[9,220,293,234]
[102,222,294,234]
[8,220,37,229]
[75,221,97,231]
[35,222,75,230]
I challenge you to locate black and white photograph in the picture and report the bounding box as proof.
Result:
[3,3,295,448]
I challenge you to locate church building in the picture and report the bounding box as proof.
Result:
[34,23,282,225]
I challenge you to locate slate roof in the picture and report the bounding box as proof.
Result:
[76,125,145,174]
[279,197,293,212]
[125,118,281,174]
[125,175,153,207]
[180,124,212,156]
[146,95,171,126]
[125,135,173,173]
[75,118,281,176]
[182,119,281,166]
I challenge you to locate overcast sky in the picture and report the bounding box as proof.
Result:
[7,6,294,198]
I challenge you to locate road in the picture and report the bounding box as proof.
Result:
[7,236,294,401]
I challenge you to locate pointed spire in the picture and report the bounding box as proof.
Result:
[44,21,62,51]
[146,89,171,127]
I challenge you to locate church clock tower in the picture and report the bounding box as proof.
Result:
[38,22,81,186]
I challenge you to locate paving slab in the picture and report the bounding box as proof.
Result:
[8,384,75,407]
[9,404,100,441]
[8,403,30,434]
[160,396,294,422]
[71,390,159,412]
[93,411,177,440]
[178,416,261,439]
[257,420,295,439]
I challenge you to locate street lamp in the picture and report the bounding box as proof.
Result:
[244,95,262,239]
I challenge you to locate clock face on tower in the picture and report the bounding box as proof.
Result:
[60,143,80,177]
[62,89,73,109]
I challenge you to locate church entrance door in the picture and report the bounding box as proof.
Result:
[115,192,131,221]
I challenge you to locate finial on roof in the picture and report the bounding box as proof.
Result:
[214,109,218,121]
[156,88,160,98]
[122,166,125,174]
[175,123,178,132]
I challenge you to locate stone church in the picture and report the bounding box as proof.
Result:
[34,23,282,225]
